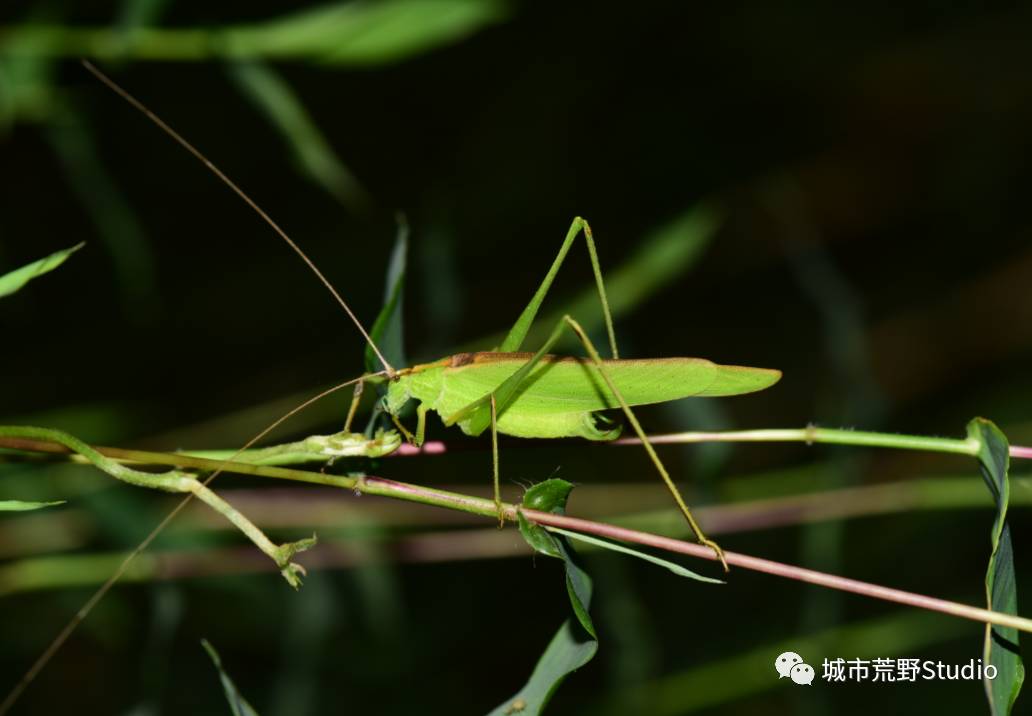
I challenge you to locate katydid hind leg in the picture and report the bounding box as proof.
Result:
[441,321,570,526]
[449,311,726,569]
[499,217,619,359]
[560,315,728,571]
[443,316,570,432]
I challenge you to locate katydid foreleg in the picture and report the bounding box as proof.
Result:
[342,379,365,433]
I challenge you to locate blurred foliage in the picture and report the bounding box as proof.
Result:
[3,1,1032,715]
[202,639,261,716]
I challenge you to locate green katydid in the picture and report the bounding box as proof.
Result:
[357,216,780,566]
[82,61,780,569]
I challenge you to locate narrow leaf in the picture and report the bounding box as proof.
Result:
[969,418,1024,715]
[365,217,408,374]
[0,242,83,299]
[224,0,510,66]
[0,499,65,511]
[544,526,723,584]
[201,639,261,716]
[492,479,596,715]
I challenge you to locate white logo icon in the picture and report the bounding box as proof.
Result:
[775,651,804,678]
[790,662,815,685]
[775,651,814,685]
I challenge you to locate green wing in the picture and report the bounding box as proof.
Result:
[435,353,780,419]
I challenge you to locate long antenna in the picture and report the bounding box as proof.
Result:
[80,60,396,378]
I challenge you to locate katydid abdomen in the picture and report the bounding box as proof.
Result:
[385,351,780,440]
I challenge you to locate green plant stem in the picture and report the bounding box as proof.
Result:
[616,426,997,457]
[0,427,314,586]
[2,430,1031,633]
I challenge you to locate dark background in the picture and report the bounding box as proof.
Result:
[2,1,1032,714]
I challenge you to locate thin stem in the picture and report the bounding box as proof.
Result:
[519,510,1032,634]
[381,429,1032,460]
[615,427,995,457]
[2,433,1030,634]
[0,427,314,585]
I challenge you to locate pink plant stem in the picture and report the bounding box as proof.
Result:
[394,441,448,456]
[1010,445,1032,460]
[390,433,1032,459]
[4,434,1029,633]
[520,508,1032,634]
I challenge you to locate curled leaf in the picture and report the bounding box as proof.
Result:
[969,418,1024,715]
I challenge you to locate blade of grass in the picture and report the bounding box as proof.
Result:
[0,243,83,298]
[0,1,510,65]
[0,500,64,511]
[201,639,260,716]
[544,526,721,584]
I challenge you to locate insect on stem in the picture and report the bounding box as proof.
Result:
[79,59,396,378]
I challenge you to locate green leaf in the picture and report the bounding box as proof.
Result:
[201,639,261,716]
[491,479,596,715]
[1,1,509,65]
[544,526,723,585]
[516,479,574,558]
[0,499,65,511]
[365,217,408,374]
[0,242,83,299]
[222,0,510,65]
[522,479,575,513]
[969,418,1025,715]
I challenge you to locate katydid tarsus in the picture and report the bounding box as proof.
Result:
[4,62,783,713]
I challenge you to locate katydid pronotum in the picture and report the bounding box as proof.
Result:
[82,60,779,568]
